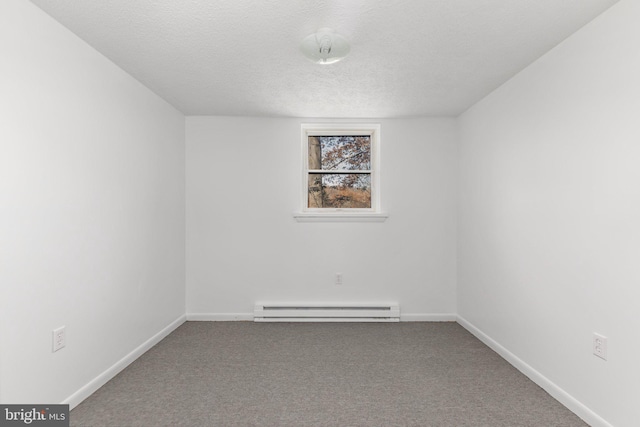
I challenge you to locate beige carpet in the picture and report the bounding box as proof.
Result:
[70,322,588,427]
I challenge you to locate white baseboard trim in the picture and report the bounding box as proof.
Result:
[62,314,186,410]
[186,313,253,321]
[456,315,613,427]
[401,313,457,322]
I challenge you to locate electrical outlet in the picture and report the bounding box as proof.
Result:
[335,273,343,285]
[53,326,66,352]
[593,333,607,360]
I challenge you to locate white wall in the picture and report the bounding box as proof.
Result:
[457,0,640,426]
[186,117,457,319]
[0,0,185,405]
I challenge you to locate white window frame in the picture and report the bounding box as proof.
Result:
[294,123,387,222]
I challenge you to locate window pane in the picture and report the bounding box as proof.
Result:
[308,136,371,171]
[308,174,371,208]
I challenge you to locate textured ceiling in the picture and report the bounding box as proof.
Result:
[29,0,618,117]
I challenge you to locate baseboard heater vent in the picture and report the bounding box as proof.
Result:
[254,303,400,322]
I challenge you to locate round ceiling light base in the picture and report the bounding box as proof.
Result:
[300,28,350,65]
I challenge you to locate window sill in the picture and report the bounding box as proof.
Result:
[293,212,389,223]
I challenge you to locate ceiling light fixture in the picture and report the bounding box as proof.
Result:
[300,28,350,65]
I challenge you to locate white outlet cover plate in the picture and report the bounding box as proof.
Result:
[53,326,66,352]
[593,333,607,360]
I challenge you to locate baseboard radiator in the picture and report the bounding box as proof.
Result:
[254,303,400,322]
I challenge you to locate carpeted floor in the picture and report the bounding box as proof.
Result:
[70,322,588,427]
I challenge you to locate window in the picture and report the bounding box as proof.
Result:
[307,134,371,208]
[295,124,386,222]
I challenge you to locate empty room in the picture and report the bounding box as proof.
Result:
[1,0,638,426]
